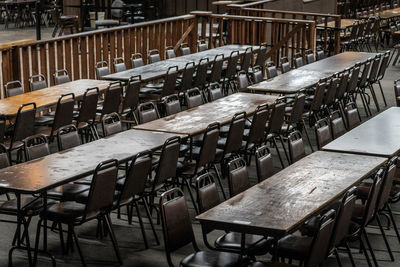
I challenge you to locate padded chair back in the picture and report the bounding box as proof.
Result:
[377,161,396,210]
[345,102,360,130]
[95,61,110,79]
[241,47,252,72]
[255,145,274,182]
[335,71,349,100]
[180,62,196,92]
[377,51,390,80]
[197,40,207,52]
[193,58,209,89]
[209,54,224,83]
[24,134,50,161]
[130,53,144,68]
[247,103,269,145]
[154,137,180,187]
[196,173,221,213]
[224,112,246,155]
[251,66,264,84]
[52,93,75,136]
[101,81,122,117]
[324,78,339,106]
[166,46,176,59]
[148,49,161,64]
[102,112,122,137]
[29,74,47,91]
[5,80,24,97]
[76,87,99,124]
[185,88,203,109]
[12,102,36,144]
[287,93,306,125]
[361,170,384,226]
[197,122,220,168]
[368,55,381,82]
[236,70,249,92]
[162,94,181,116]
[113,57,127,73]
[315,118,332,150]
[305,50,316,64]
[266,101,286,134]
[207,83,223,101]
[0,144,10,169]
[280,57,291,73]
[255,45,267,68]
[288,130,306,163]
[57,124,81,151]
[347,65,361,94]
[122,76,140,112]
[180,43,191,56]
[310,82,326,112]
[330,111,346,139]
[266,63,278,79]
[162,66,179,97]
[225,51,240,79]
[316,50,325,61]
[294,53,304,68]
[228,157,250,197]
[53,69,70,85]
[137,102,159,124]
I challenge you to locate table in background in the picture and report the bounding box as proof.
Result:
[323,107,400,158]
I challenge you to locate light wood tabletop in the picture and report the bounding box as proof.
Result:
[0,129,183,194]
[103,45,255,82]
[134,93,278,136]
[0,79,111,117]
[378,7,400,19]
[317,19,356,29]
[323,107,400,158]
[196,151,386,238]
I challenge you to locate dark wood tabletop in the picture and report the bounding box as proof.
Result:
[134,93,278,136]
[103,45,255,82]
[196,151,386,238]
[317,19,355,29]
[0,129,182,194]
[378,7,400,19]
[0,79,111,117]
[323,107,400,158]
[248,52,377,94]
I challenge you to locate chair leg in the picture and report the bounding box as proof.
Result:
[278,134,290,165]
[333,248,343,267]
[71,225,87,267]
[301,120,314,152]
[142,197,160,245]
[58,223,66,255]
[104,214,123,265]
[272,137,285,168]
[345,242,356,267]
[368,84,380,112]
[363,229,379,267]
[387,204,400,245]
[33,218,42,267]
[213,163,227,200]
[134,201,149,249]
[376,215,394,261]
[360,237,373,267]
[377,81,387,107]
[182,177,199,214]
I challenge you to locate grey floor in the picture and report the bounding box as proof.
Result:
[0,27,400,267]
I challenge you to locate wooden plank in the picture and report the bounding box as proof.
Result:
[123,30,130,68]
[65,40,72,78]
[116,30,123,57]
[102,32,109,64]
[80,37,88,79]
[48,42,56,85]
[88,35,95,79]
[57,41,64,71]
[21,47,30,93]
[72,38,79,80]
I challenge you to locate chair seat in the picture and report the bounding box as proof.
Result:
[3,140,24,151]
[95,20,120,27]
[276,234,312,261]
[145,83,164,89]
[47,183,90,200]
[248,261,297,267]
[35,115,55,126]
[140,87,161,94]
[44,201,89,222]
[215,232,273,256]
[177,161,204,177]
[180,250,242,267]
[351,203,365,223]
[0,197,52,215]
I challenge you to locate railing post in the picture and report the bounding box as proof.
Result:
[334,17,341,54]
[309,21,316,52]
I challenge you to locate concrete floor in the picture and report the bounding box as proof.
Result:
[0,29,399,266]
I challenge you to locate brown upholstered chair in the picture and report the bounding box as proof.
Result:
[323,77,339,114]
[255,145,274,183]
[305,50,316,64]
[57,124,81,151]
[180,43,191,56]
[166,46,176,59]
[137,102,160,124]
[177,62,195,93]
[221,50,240,94]
[207,54,224,86]
[254,44,267,71]
[120,76,140,126]
[113,57,127,73]
[345,102,361,130]
[207,83,223,102]
[29,74,47,91]
[148,49,161,64]
[280,57,291,74]
[330,111,346,139]
[238,47,252,74]
[75,87,100,141]
[288,130,306,164]
[162,94,181,116]
[97,81,123,120]
[102,112,122,137]
[316,50,325,61]
[193,58,209,90]
[250,65,264,84]
[294,52,304,68]
[314,118,332,150]
[266,62,278,79]
[23,134,50,161]
[237,70,249,92]
[95,61,110,79]
[185,88,204,109]
[160,187,243,267]
[53,69,70,85]
[4,80,24,97]
[227,157,250,197]
[197,40,208,52]
[130,53,144,68]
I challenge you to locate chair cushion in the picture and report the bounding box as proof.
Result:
[351,203,365,223]
[44,201,88,222]
[95,20,120,26]
[277,234,312,260]
[248,262,297,267]
[47,184,90,200]
[215,232,273,256]
[180,250,242,267]
[0,197,52,215]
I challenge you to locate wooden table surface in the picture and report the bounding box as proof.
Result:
[103,45,255,82]
[248,52,377,94]
[378,7,400,19]
[0,79,111,117]
[196,151,386,238]
[317,19,355,29]
[323,107,400,158]
[0,129,182,194]
[134,93,278,136]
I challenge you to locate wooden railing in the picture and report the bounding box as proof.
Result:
[338,0,391,18]
[0,11,317,98]
[227,4,342,54]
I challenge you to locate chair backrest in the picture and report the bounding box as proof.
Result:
[118,151,152,205]
[29,74,47,91]
[332,187,357,247]
[95,61,110,79]
[185,88,203,109]
[346,65,361,94]
[294,52,304,68]
[377,159,396,210]
[84,159,119,221]
[113,57,127,73]
[228,157,250,197]
[148,49,161,64]
[24,134,50,161]
[52,93,75,135]
[255,44,267,68]
[154,136,180,188]
[377,51,390,80]
[305,50,316,64]
[165,46,176,59]
[241,47,253,72]
[307,209,336,267]
[251,65,264,84]
[53,69,70,85]
[130,53,144,68]
[101,81,123,117]
[324,77,339,106]
[122,76,140,112]
[12,102,37,145]
[345,102,360,130]
[197,40,207,52]
[137,102,160,124]
[162,94,181,116]
[358,59,371,88]
[266,62,278,79]
[395,79,400,107]
[225,50,240,79]
[76,87,99,124]
[280,57,291,73]
[361,169,384,226]
[0,144,10,169]
[57,124,81,151]
[193,58,209,89]
[255,145,274,183]
[197,122,220,169]
[102,112,122,137]
[330,111,346,139]
[179,62,195,92]
[209,54,224,83]
[288,130,306,163]
[5,80,24,97]
[287,92,306,125]
[180,43,191,56]
[316,50,325,61]
[315,118,332,150]
[196,173,221,213]
[247,103,269,145]
[310,81,326,112]
[224,112,246,155]
[207,82,223,102]
[160,188,197,264]
[236,70,249,92]
[266,101,286,134]
[162,66,179,97]
[335,71,349,100]
[368,55,381,82]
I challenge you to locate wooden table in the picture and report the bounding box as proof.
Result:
[378,7,400,19]
[248,52,377,94]
[134,93,277,136]
[103,45,255,82]
[323,107,400,158]
[0,79,110,117]
[0,129,182,194]
[317,19,355,30]
[197,151,386,238]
